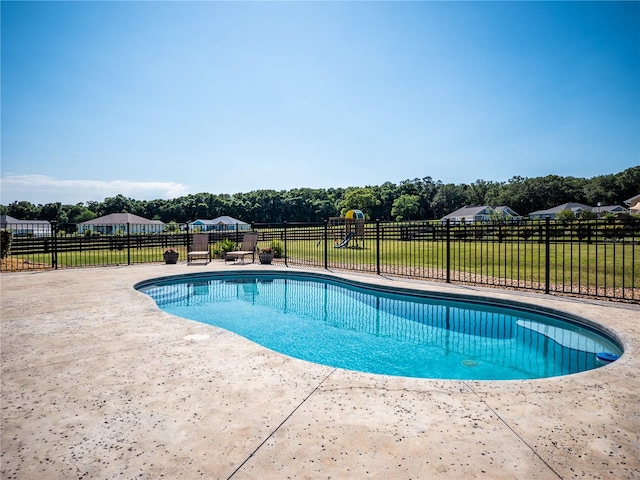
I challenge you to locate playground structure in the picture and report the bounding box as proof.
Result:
[329,210,366,248]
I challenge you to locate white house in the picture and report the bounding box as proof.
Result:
[441,206,521,223]
[0,215,52,236]
[189,216,250,232]
[78,213,165,234]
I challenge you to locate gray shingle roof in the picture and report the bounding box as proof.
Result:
[529,203,592,216]
[0,215,51,225]
[625,194,640,205]
[79,213,164,225]
[190,216,248,225]
[442,205,492,219]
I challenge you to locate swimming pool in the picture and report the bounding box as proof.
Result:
[136,272,623,380]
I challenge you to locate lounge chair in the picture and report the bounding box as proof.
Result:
[225,232,259,264]
[187,233,210,264]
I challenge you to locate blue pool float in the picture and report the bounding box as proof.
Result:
[595,352,619,364]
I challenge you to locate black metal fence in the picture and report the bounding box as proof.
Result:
[1,218,638,302]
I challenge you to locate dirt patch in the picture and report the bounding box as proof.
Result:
[0,258,51,272]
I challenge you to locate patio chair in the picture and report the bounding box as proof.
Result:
[187,233,210,264]
[225,232,259,264]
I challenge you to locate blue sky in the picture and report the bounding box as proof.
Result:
[2,1,638,205]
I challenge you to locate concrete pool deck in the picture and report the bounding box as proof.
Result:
[1,263,638,479]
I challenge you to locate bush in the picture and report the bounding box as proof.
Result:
[270,240,284,258]
[0,229,12,258]
[555,210,576,222]
[165,221,180,232]
[599,223,626,240]
[212,238,237,259]
[517,226,535,239]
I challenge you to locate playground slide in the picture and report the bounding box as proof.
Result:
[334,231,355,248]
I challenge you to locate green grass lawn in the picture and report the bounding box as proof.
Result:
[10,245,190,267]
[281,238,638,289]
[5,237,638,293]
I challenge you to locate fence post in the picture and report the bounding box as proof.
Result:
[186,222,191,254]
[284,221,288,267]
[545,218,550,294]
[446,219,451,283]
[51,221,58,270]
[323,220,328,269]
[376,219,381,275]
[126,223,131,265]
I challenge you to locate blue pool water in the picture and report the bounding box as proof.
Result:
[136,272,622,380]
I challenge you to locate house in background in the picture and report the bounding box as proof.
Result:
[441,205,521,223]
[493,206,522,220]
[529,202,628,219]
[529,202,592,220]
[593,204,628,216]
[78,213,165,234]
[625,194,640,215]
[189,216,250,232]
[0,215,52,236]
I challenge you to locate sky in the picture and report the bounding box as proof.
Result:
[1,1,639,206]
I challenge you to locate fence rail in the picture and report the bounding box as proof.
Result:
[1,218,638,302]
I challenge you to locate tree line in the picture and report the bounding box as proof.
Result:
[1,166,638,225]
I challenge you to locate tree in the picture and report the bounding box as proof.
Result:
[370,182,397,220]
[391,194,420,221]
[535,175,587,207]
[311,199,336,220]
[483,175,586,217]
[583,174,618,206]
[614,166,640,203]
[39,202,62,221]
[1,166,636,224]
[101,194,135,215]
[430,184,467,219]
[6,201,39,220]
[465,179,497,206]
[75,210,97,223]
[396,177,439,219]
[339,187,380,218]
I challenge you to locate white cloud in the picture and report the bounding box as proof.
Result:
[0,174,190,205]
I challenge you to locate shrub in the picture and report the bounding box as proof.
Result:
[165,221,180,232]
[556,210,576,222]
[599,223,626,240]
[212,238,236,259]
[579,210,596,220]
[517,226,535,239]
[270,240,284,258]
[0,229,12,258]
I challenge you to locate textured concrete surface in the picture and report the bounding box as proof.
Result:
[1,263,638,479]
